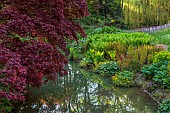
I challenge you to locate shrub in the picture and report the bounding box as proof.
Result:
[90,26,122,35]
[141,61,167,79]
[107,50,116,61]
[158,98,170,113]
[84,49,105,66]
[112,71,134,87]
[81,32,162,72]
[118,45,162,71]
[68,48,83,61]
[95,61,119,77]
[153,51,170,63]
[79,58,94,68]
[142,60,170,89]
[0,98,12,113]
[86,32,153,51]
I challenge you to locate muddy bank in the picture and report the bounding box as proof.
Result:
[135,74,170,104]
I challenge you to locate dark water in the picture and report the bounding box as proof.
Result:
[14,63,158,113]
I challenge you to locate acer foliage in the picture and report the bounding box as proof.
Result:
[0,0,89,101]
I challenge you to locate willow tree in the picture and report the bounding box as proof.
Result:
[123,0,170,28]
[0,0,89,101]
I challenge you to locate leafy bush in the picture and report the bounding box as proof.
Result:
[83,49,105,67]
[79,58,94,68]
[107,50,116,61]
[112,71,134,87]
[68,48,84,61]
[90,26,122,35]
[81,32,162,72]
[95,61,119,77]
[68,39,86,61]
[158,98,170,113]
[142,58,170,89]
[141,61,167,79]
[0,98,12,113]
[151,51,170,89]
[153,51,170,63]
[86,32,153,52]
[119,45,162,71]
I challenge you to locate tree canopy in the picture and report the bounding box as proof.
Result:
[0,0,89,101]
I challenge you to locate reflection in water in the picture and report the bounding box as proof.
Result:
[14,62,158,113]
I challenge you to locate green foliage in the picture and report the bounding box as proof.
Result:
[144,51,170,89]
[79,58,94,68]
[107,50,116,61]
[151,28,170,51]
[83,49,105,67]
[0,98,12,113]
[11,34,33,42]
[119,45,162,71]
[112,71,134,87]
[0,65,12,113]
[153,51,170,63]
[0,63,4,69]
[81,32,161,72]
[141,61,167,79]
[142,59,170,89]
[68,40,85,61]
[95,61,119,77]
[86,32,153,52]
[158,98,170,113]
[90,26,122,35]
[79,0,125,28]
[68,48,83,61]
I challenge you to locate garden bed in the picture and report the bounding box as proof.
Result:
[68,26,170,112]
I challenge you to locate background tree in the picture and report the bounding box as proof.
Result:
[85,0,124,28]
[83,0,170,29]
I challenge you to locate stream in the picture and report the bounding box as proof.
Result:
[14,62,158,113]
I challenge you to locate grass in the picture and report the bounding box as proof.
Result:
[150,28,170,51]
[150,28,170,38]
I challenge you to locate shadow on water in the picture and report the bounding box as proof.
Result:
[14,62,158,113]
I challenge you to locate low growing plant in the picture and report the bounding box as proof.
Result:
[0,98,12,113]
[90,26,122,35]
[83,49,105,67]
[141,61,167,79]
[112,71,134,87]
[142,57,170,89]
[153,51,170,63]
[95,61,119,77]
[158,98,170,113]
[79,58,94,68]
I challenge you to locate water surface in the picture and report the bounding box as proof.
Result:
[14,63,158,113]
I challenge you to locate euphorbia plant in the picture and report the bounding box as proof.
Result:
[0,0,89,101]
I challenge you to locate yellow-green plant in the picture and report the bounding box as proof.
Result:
[107,50,116,61]
[112,71,134,87]
[153,51,170,63]
[84,49,105,67]
[93,51,105,66]
[118,45,163,71]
